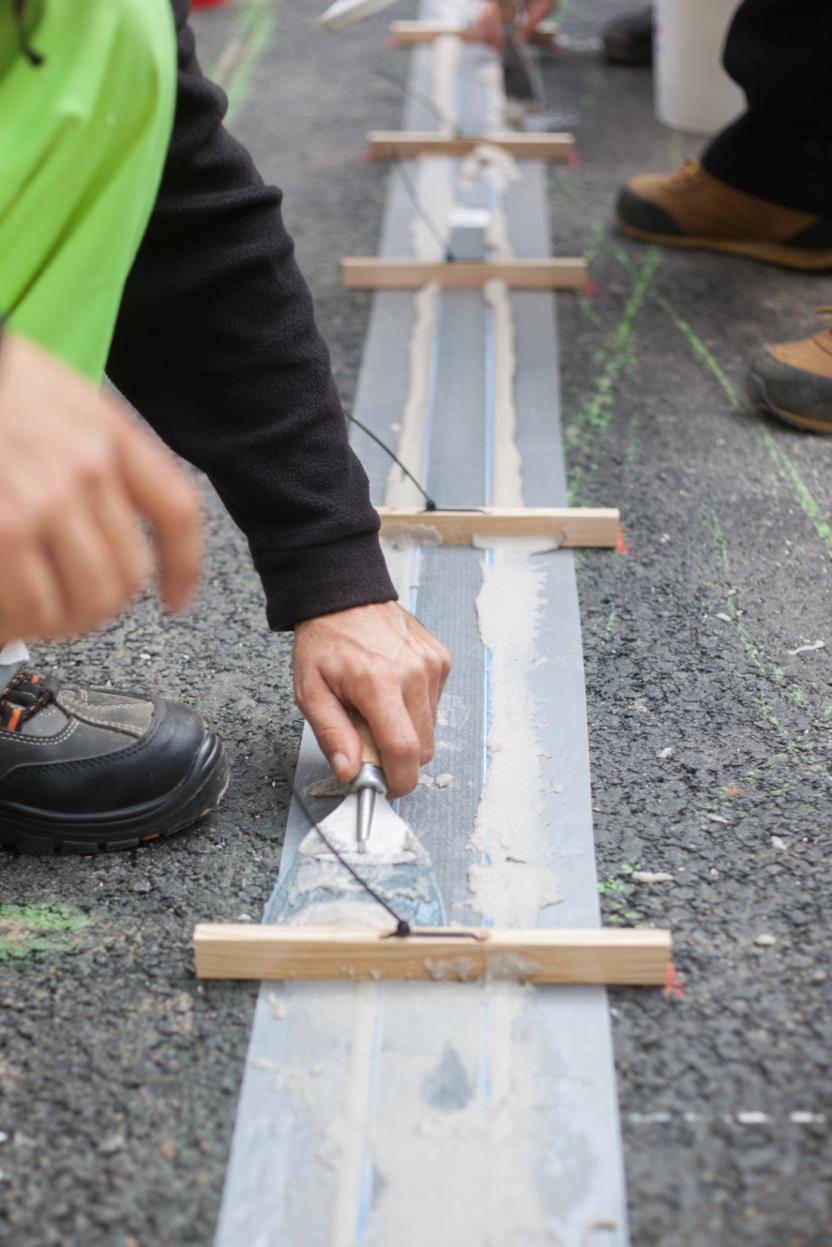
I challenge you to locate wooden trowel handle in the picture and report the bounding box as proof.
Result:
[497,0,518,23]
[350,710,383,769]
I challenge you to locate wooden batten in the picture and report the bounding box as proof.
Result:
[194,924,672,985]
[378,506,620,548]
[387,20,559,47]
[366,130,574,159]
[341,257,588,290]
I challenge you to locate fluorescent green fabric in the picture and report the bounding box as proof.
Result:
[0,0,176,380]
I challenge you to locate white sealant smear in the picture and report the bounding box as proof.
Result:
[330,30,559,1245]
[461,146,520,259]
[476,56,508,133]
[382,281,438,600]
[385,284,438,509]
[364,981,559,1247]
[432,33,462,135]
[468,274,558,925]
[407,36,460,261]
[469,536,558,925]
[328,983,377,1247]
[484,279,521,502]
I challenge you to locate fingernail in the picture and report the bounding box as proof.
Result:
[331,752,349,777]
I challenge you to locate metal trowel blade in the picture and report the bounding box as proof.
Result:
[265,791,446,929]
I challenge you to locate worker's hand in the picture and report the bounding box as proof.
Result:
[517,0,556,40]
[472,1,505,48]
[472,0,556,48]
[0,334,201,642]
[293,601,452,798]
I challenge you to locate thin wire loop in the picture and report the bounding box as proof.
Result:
[345,412,436,509]
[391,157,456,261]
[373,65,460,136]
[290,781,413,936]
[345,412,487,516]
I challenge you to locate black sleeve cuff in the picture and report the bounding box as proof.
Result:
[256,530,398,630]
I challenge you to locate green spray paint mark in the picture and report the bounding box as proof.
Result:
[580,61,603,114]
[622,411,640,477]
[0,904,90,960]
[667,130,684,168]
[758,428,832,556]
[554,153,832,563]
[702,505,820,749]
[652,292,740,407]
[598,865,647,927]
[210,0,280,123]
[566,248,661,484]
[654,291,832,561]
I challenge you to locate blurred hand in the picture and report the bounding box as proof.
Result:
[293,601,452,798]
[517,0,556,41]
[0,334,201,642]
[472,0,504,48]
[472,0,556,48]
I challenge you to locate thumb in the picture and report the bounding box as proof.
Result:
[300,676,362,782]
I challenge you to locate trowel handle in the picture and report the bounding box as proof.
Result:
[350,710,383,769]
[496,0,518,23]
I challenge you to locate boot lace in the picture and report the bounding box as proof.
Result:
[0,672,55,732]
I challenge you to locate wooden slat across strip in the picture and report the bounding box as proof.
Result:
[377,504,619,547]
[366,130,574,159]
[342,257,589,289]
[194,924,673,985]
[387,19,559,46]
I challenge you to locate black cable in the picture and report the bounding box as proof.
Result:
[373,65,459,136]
[345,412,488,517]
[292,780,485,942]
[290,781,413,936]
[345,411,436,510]
[391,157,457,262]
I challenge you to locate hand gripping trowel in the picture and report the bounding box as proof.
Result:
[267,715,446,930]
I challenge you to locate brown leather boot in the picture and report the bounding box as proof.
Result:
[617,159,832,271]
[747,309,832,433]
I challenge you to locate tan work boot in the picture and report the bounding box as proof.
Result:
[747,309,832,433]
[617,159,832,271]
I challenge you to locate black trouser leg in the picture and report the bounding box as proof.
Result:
[701,0,832,217]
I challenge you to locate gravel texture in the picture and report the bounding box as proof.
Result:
[1,2,830,1244]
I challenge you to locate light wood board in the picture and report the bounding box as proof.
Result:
[387,18,559,46]
[195,924,672,984]
[378,504,619,547]
[367,130,574,159]
[343,257,588,289]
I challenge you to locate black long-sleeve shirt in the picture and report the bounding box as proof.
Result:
[106,0,396,630]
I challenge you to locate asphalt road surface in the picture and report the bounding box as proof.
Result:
[1,2,830,1244]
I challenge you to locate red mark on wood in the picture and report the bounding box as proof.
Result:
[616,527,630,555]
[663,963,685,999]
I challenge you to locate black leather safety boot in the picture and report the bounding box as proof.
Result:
[0,664,229,853]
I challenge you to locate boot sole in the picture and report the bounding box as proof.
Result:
[0,729,230,854]
[619,222,832,272]
[747,371,832,434]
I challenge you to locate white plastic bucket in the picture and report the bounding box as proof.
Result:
[654,0,745,136]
